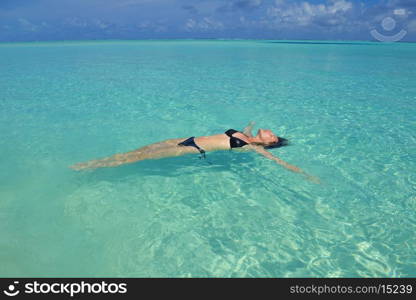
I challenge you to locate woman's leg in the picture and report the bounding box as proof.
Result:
[70,138,197,170]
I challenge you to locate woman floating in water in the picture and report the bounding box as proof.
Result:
[70,122,319,183]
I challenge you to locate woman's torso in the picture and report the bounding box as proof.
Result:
[194,131,250,152]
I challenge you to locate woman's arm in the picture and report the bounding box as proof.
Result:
[253,146,301,172]
[251,146,320,183]
[242,121,255,137]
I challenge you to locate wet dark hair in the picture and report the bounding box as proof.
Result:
[264,136,289,149]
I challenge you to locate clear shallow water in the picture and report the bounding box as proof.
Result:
[0,40,415,277]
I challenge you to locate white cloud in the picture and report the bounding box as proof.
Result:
[185,18,197,30]
[328,0,352,14]
[185,17,224,31]
[64,17,88,28]
[393,9,406,16]
[92,19,110,29]
[267,0,353,27]
[18,18,38,31]
[137,20,167,32]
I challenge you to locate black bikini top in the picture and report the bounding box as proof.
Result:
[225,129,248,148]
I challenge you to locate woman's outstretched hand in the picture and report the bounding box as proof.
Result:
[304,173,321,184]
[243,121,256,137]
[284,164,321,184]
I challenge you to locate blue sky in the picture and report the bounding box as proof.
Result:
[0,0,415,41]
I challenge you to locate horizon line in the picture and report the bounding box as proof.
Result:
[1,38,415,46]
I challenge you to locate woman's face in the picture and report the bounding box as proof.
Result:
[257,129,278,145]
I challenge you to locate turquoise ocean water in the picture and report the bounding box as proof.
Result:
[0,40,415,277]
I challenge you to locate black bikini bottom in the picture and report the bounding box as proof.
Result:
[178,137,206,159]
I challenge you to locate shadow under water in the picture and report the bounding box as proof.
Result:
[73,151,257,183]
